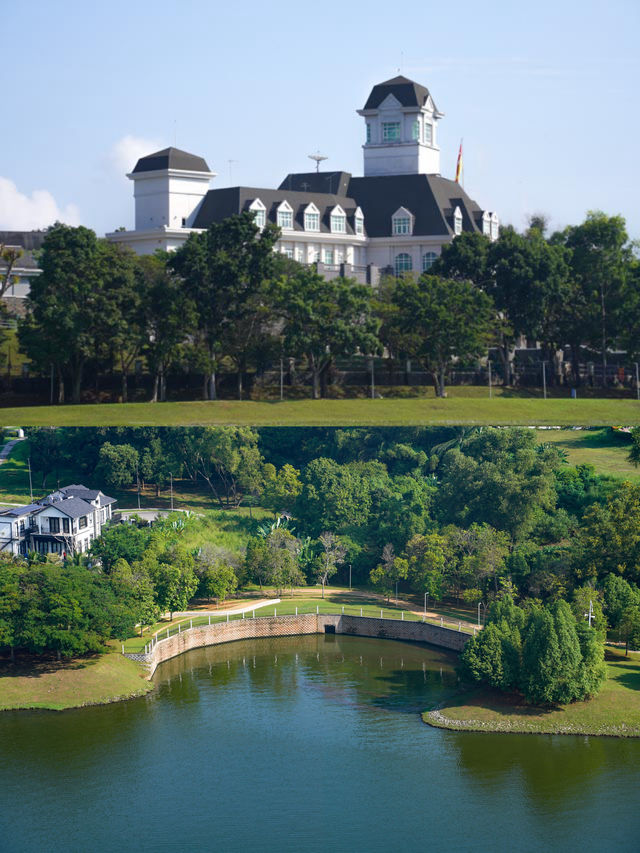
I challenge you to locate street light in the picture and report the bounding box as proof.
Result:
[424,591,429,615]
[349,563,352,591]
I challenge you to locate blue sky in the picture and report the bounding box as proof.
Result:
[3,0,639,241]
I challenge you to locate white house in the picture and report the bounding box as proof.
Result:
[107,75,498,281]
[0,484,117,557]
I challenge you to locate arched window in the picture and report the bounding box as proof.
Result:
[394,253,412,276]
[422,252,437,271]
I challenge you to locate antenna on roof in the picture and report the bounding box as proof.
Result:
[308,152,328,173]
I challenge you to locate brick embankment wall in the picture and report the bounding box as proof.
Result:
[130,614,470,677]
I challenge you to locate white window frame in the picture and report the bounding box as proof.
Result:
[276,201,293,230]
[382,122,401,142]
[249,198,266,229]
[394,253,413,276]
[453,206,463,236]
[392,207,413,236]
[424,122,433,145]
[366,123,372,143]
[412,120,420,141]
[354,207,364,236]
[330,205,346,234]
[422,252,437,272]
[482,212,491,236]
[303,203,320,232]
[490,213,499,241]
[323,247,334,265]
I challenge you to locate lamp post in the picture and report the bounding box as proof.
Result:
[635,362,639,401]
[424,591,429,615]
[349,563,352,591]
[488,359,492,399]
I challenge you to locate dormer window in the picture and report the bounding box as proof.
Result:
[453,206,463,236]
[490,213,499,241]
[354,208,364,236]
[382,122,401,142]
[482,212,491,236]
[392,207,413,236]
[249,198,266,229]
[412,120,420,141]
[424,122,433,145]
[330,206,346,234]
[304,203,320,232]
[276,201,293,230]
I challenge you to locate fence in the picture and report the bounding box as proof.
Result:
[124,601,477,657]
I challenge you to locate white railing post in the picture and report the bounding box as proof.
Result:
[295,606,298,615]
[342,606,344,614]
[440,617,443,627]
[458,622,461,632]
[190,619,193,630]
[122,644,124,654]
[209,614,211,626]
[360,608,363,617]
[380,609,383,619]
[253,610,256,619]
[227,613,229,622]
[402,611,404,621]
[242,612,245,619]
[178,623,181,633]
[316,605,319,615]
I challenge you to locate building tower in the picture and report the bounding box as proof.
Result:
[357,76,443,177]
[128,147,216,232]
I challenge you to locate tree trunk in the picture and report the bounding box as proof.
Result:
[237,369,243,401]
[600,282,607,388]
[57,367,65,404]
[160,371,166,402]
[208,370,217,401]
[309,354,320,400]
[202,374,208,401]
[151,372,159,403]
[71,364,83,404]
[121,371,128,404]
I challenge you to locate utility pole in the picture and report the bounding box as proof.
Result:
[424,591,428,615]
[542,360,548,400]
[27,457,33,502]
[635,362,639,401]
[584,599,593,628]
[488,359,492,399]
[395,579,398,605]
[349,563,352,591]
[136,463,141,510]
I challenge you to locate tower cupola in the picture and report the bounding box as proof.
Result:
[357,76,443,177]
[128,147,216,231]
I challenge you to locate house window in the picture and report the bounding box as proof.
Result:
[323,247,334,264]
[19,520,25,533]
[394,253,413,275]
[62,518,70,533]
[277,209,293,229]
[422,252,437,271]
[412,120,420,141]
[454,208,463,236]
[49,517,60,533]
[295,246,304,262]
[79,516,87,529]
[366,124,372,143]
[330,214,346,233]
[424,123,433,145]
[282,247,294,259]
[355,215,364,236]
[382,122,401,142]
[304,211,320,231]
[491,216,499,241]
[393,216,412,236]
[483,216,491,236]
[253,209,266,228]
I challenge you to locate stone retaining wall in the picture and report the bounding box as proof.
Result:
[129,614,470,677]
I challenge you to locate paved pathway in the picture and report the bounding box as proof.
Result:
[0,438,23,465]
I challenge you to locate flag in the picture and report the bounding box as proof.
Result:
[455,141,463,184]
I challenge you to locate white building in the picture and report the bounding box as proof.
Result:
[108,75,499,280]
[0,484,117,557]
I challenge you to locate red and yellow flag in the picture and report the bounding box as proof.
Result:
[455,141,463,183]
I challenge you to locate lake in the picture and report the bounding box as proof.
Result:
[1,635,639,852]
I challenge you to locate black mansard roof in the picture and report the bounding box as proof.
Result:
[362,75,437,112]
[192,186,363,235]
[132,147,211,174]
[192,172,485,239]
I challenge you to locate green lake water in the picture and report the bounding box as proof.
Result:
[1,634,639,852]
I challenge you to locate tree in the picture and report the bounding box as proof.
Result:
[110,558,159,636]
[387,275,494,397]
[95,442,139,489]
[262,463,302,515]
[404,533,449,600]
[369,544,408,602]
[276,266,381,399]
[315,532,346,598]
[151,549,198,620]
[26,427,65,489]
[579,483,640,583]
[90,524,151,573]
[195,546,239,604]
[137,253,196,402]
[170,212,280,400]
[0,243,23,299]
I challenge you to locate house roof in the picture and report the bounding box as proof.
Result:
[58,484,116,507]
[192,186,363,235]
[345,174,483,238]
[132,147,211,174]
[363,75,436,111]
[36,497,94,519]
[0,504,44,518]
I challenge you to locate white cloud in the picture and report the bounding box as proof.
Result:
[0,177,81,230]
[108,135,162,176]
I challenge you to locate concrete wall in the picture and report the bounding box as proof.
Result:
[130,614,469,677]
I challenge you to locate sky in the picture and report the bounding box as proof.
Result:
[3,0,639,241]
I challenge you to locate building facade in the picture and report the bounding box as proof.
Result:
[0,484,117,557]
[107,75,498,278]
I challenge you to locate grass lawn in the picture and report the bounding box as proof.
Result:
[535,427,639,481]
[0,645,153,711]
[423,645,640,737]
[0,396,639,427]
